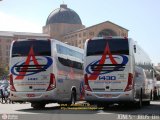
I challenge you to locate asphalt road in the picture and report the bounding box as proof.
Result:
[0,101,160,120]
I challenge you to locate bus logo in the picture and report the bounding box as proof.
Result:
[11,47,53,80]
[86,43,128,80]
[99,75,116,80]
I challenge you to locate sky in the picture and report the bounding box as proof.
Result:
[0,0,160,65]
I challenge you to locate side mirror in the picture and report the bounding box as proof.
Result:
[134,45,136,53]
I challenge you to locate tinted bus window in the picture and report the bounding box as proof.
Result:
[12,40,51,57]
[58,57,83,70]
[87,39,129,56]
[56,44,83,60]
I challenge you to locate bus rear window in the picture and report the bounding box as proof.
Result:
[12,40,51,57]
[87,39,129,56]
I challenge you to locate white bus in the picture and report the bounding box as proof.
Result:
[84,37,154,108]
[9,39,84,108]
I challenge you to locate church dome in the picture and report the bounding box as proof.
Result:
[46,4,82,25]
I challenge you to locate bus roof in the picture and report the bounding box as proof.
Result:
[88,36,129,41]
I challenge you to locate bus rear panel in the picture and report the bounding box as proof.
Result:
[10,39,56,102]
[84,37,134,103]
[9,39,84,108]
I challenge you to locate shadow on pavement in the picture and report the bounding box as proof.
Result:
[16,101,160,115]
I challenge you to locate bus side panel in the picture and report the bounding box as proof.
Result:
[132,40,153,102]
[54,42,84,103]
[55,57,83,102]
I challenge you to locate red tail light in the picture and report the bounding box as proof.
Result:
[46,73,56,91]
[10,74,16,92]
[124,73,133,91]
[84,74,92,91]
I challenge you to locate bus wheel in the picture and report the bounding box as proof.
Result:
[136,90,142,108]
[71,90,76,104]
[143,101,150,106]
[31,102,46,109]
[150,90,153,101]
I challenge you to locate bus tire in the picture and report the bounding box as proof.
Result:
[31,102,46,109]
[143,101,150,106]
[150,90,153,101]
[97,102,109,108]
[71,90,76,105]
[136,90,142,108]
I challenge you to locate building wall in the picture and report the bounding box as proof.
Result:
[43,23,85,41]
[0,36,12,69]
[0,32,49,69]
[62,21,128,48]
[0,21,128,71]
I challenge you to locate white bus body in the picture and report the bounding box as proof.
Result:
[9,39,84,108]
[84,37,154,108]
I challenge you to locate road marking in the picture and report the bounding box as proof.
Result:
[96,110,112,114]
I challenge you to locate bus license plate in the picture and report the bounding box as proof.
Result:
[103,94,112,97]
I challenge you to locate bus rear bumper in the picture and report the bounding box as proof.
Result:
[10,89,57,102]
[84,90,135,103]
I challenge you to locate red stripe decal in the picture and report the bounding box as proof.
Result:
[88,43,117,80]
[15,47,41,80]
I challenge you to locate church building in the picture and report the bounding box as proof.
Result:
[0,4,128,69]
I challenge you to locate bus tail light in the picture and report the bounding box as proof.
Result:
[124,73,133,91]
[47,73,56,91]
[84,74,92,91]
[10,74,16,92]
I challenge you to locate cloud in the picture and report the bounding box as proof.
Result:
[0,12,42,33]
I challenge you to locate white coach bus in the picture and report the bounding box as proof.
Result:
[84,37,154,108]
[9,39,84,109]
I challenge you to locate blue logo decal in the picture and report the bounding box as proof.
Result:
[11,56,53,76]
[86,55,128,75]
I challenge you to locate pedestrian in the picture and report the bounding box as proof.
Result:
[0,86,5,103]
[0,76,9,103]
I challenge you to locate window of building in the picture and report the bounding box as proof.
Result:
[98,29,117,37]
[89,32,94,36]
[78,40,81,44]
[83,32,86,37]
[79,33,81,37]
[7,40,11,43]
[0,57,2,61]
[6,51,10,56]
[6,45,10,50]
[6,57,9,64]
